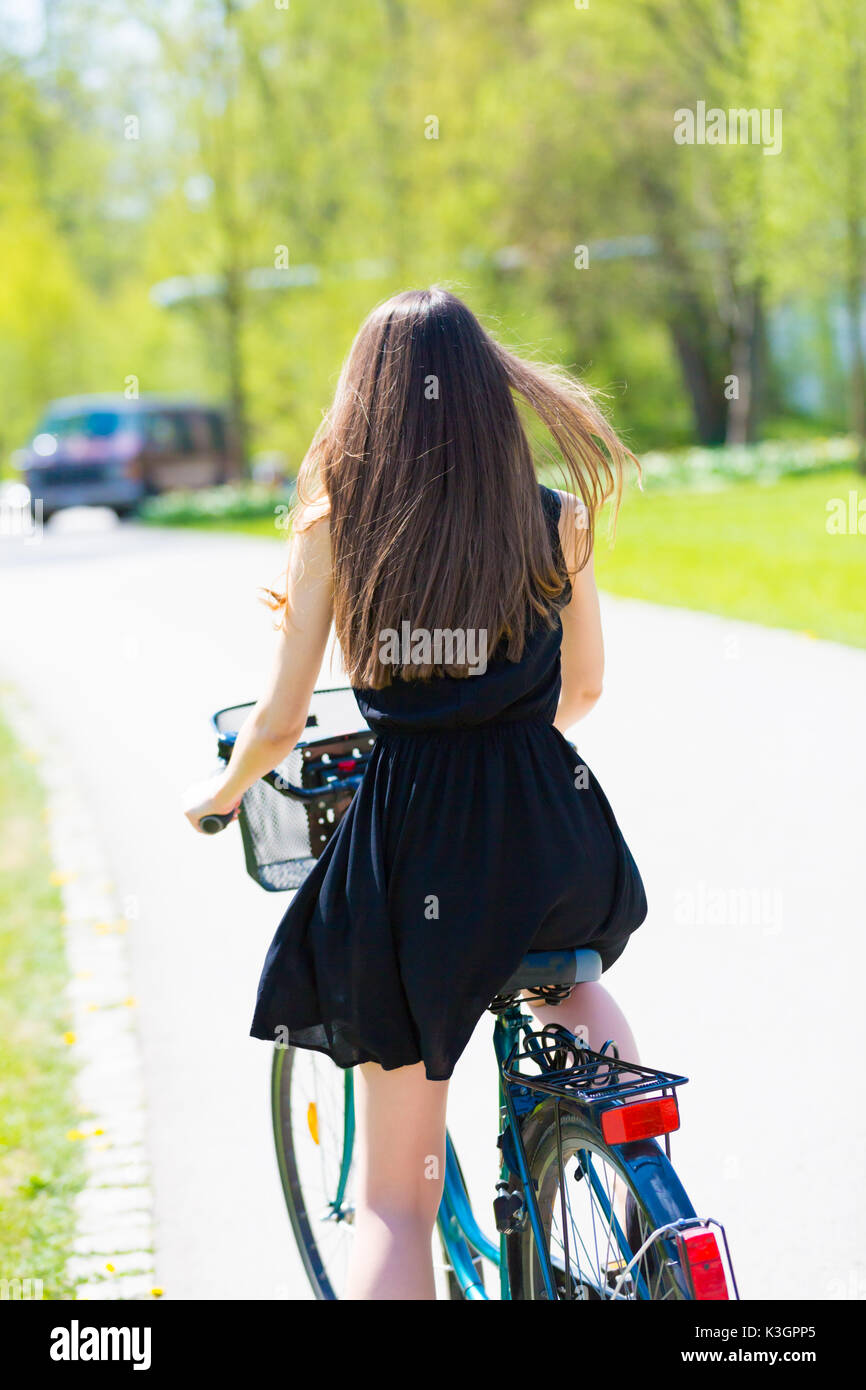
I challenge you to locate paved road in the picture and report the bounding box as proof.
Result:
[2,511,864,1300]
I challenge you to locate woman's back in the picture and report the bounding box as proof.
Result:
[354,483,570,734]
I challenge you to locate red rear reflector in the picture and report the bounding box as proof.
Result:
[600,1095,679,1144]
[336,759,357,773]
[682,1230,729,1300]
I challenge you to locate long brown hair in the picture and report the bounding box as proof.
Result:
[271,287,637,687]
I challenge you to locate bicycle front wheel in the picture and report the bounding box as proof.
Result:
[272,1044,356,1299]
[507,1101,697,1300]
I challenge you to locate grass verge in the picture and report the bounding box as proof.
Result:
[0,704,83,1299]
[594,466,865,649]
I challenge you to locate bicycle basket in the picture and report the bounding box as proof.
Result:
[212,687,376,892]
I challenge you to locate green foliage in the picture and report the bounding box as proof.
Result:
[1,1,864,466]
[138,479,295,526]
[637,435,861,491]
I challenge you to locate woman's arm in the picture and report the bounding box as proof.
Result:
[553,490,605,735]
[183,510,334,831]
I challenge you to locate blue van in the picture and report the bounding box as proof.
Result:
[19,395,241,519]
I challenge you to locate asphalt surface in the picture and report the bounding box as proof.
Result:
[2,509,864,1301]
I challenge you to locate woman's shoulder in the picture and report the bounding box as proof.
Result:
[538,485,590,592]
[294,493,331,529]
[539,484,587,549]
[288,495,332,583]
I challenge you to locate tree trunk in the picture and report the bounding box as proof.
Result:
[641,171,729,444]
[725,284,759,446]
[223,264,250,475]
[668,316,729,444]
[845,18,866,472]
[846,254,866,475]
[214,0,251,476]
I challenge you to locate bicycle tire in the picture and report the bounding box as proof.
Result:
[272,1044,342,1299]
[506,1100,697,1300]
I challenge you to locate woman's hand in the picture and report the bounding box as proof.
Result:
[182,776,242,835]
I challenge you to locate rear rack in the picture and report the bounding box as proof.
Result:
[501,1028,688,1109]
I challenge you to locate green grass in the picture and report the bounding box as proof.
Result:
[595,466,866,648]
[146,512,290,539]
[0,706,84,1299]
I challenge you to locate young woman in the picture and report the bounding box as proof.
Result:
[184,287,648,1300]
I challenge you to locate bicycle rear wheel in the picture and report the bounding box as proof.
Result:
[506,1101,696,1300]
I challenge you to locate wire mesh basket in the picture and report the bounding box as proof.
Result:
[212,687,376,892]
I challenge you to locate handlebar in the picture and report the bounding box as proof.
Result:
[199,811,235,835]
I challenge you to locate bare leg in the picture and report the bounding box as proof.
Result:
[345,1060,449,1301]
[523,980,640,1065]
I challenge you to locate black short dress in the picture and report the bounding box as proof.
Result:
[250,484,647,1080]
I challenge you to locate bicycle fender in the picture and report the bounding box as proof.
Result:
[616,1139,698,1226]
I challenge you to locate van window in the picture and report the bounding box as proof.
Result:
[142,413,185,453]
[39,410,121,439]
[187,412,213,451]
[171,412,194,453]
[206,412,226,453]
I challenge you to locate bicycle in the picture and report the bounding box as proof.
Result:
[203,689,738,1301]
